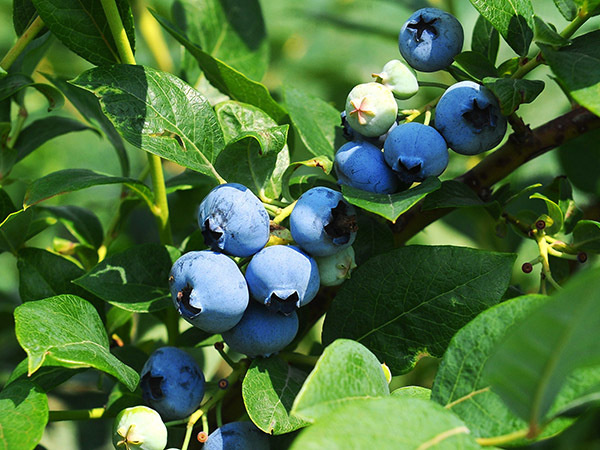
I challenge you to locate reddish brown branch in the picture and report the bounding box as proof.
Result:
[392,107,600,244]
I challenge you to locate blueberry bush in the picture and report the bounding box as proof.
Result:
[1,0,600,449]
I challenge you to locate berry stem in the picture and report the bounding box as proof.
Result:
[475,428,529,447]
[180,365,247,450]
[100,0,173,245]
[48,407,108,422]
[0,15,45,71]
[418,81,450,90]
[534,231,562,292]
[272,201,297,225]
[215,343,238,369]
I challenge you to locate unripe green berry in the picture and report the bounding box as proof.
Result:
[316,246,357,286]
[345,82,398,137]
[112,406,168,450]
[372,59,418,99]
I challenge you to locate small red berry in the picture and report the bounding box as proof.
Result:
[535,220,546,230]
[197,431,208,443]
[522,262,533,273]
[218,378,229,389]
[577,252,588,263]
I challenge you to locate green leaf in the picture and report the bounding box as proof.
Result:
[74,244,173,312]
[472,15,500,64]
[242,356,309,435]
[214,101,290,200]
[17,248,86,302]
[172,0,268,81]
[574,0,600,14]
[292,340,389,422]
[432,295,548,438]
[391,386,431,400]
[283,85,340,158]
[44,74,129,176]
[497,56,521,77]
[558,129,600,196]
[14,294,139,390]
[6,358,83,392]
[533,16,571,47]
[40,205,103,249]
[152,11,287,123]
[0,73,64,111]
[13,0,43,36]
[573,220,600,252]
[468,0,534,56]
[530,192,563,234]
[554,0,578,20]
[31,0,134,66]
[544,176,582,234]
[454,51,498,81]
[280,156,333,201]
[0,207,36,254]
[482,77,545,115]
[13,117,95,163]
[0,380,48,450]
[353,213,395,265]
[421,180,499,212]
[341,178,441,223]
[290,397,479,450]
[539,31,600,116]
[23,168,153,210]
[484,268,600,429]
[322,246,515,374]
[72,65,226,180]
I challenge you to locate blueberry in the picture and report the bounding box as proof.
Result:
[434,80,507,155]
[245,245,320,315]
[372,59,419,99]
[383,122,449,184]
[340,111,397,149]
[222,302,299,358]
[198,183,269,257]
[398,7,463,72]
[203,421,269,450]
[112,406,167,450]
[290,187,358,257]
[316,246,357,287]
[140,347,205,420]
[169,251,249,333]
[335,140,399,194]
[344,82,398,137]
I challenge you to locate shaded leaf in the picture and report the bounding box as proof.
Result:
[530,192,563,234]
[0,380,48,450]
[17,248,86,302]
[482,77,545,115]
[14,294,139,390]
[283,85,340,158]
[292,339,389,422]
[153,11,287,122]
[539,31,600,117]
[23,168,153,210]
[472,15,500,64]
[0,73,64,111]
[172,0,268,80]
[454,51,498,81]
[322,246,515,374]
[72,65,225,180]
[40,205,103,249]
[13,0,44,36]
[533,16,571,47]
[74,244,173,312]
[573,220,600,252]
[341,177,441,223]
[554,0,578,20]
[31,0,134,66]
[242,356,309,435]
[421,180,499,212]
[468,0,534,56]
[6,359,82,392]
[484,268,600,429]
[281,156,333,201]
[290,397,479,450]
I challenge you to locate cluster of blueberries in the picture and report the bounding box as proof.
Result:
[336,7,507,194]
[111,7,511,450]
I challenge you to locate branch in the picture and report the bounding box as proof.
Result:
[392,107,600,244]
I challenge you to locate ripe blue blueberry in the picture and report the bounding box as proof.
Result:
[169,251,249,333]
[222,302,299,358]
[335,140,399,194]
[140,347,205,420]
[345,82,398,137]
[383,122,449,184]
[290,187,358,257]
[245,245,320,314]
[398,7,463,72]
[198,183,269,257]
[434,80,507,155]
[203,421,269,450]
[112,406,167,450]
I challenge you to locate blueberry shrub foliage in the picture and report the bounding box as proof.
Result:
[1,0,600,449]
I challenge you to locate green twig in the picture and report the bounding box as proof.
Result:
[0,15,45,70]
[100,0,173,245]
[49,407,108,422]
[272,201,297,225]
[418,81,449,90]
